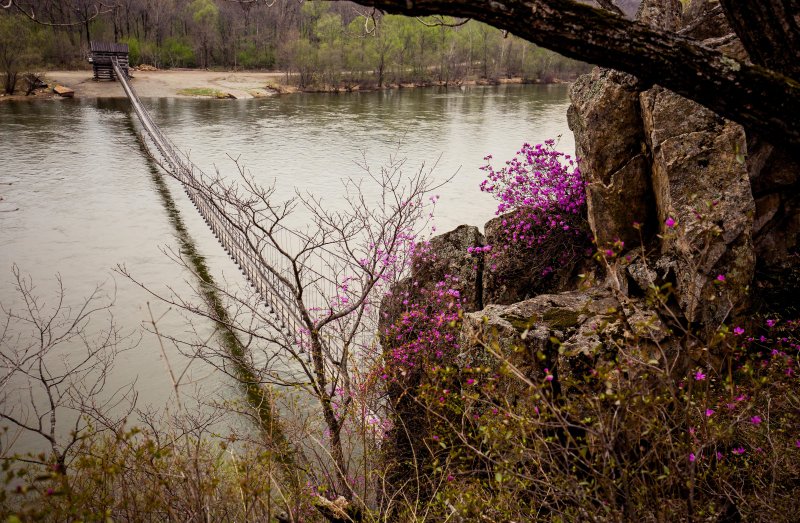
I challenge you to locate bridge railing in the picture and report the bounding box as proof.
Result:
[112,59,350,349]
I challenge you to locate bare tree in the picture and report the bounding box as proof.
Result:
[0,266,137,482]
[1,0,114,29]
[120,150,441,501]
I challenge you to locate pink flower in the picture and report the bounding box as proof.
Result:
[705,409,715,417]
[665,217,676,228]
[447,474,455,482]
[795,440,800,448]
[689,453,696,463]
[694,369,706,381]
[733,326,745,336]
[466,378,475,385]
[732,447,745,455]
[751,415,762,425]
[766,319,777,328]
[716,274,726,282]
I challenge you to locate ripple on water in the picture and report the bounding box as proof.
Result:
[0,84,574,453]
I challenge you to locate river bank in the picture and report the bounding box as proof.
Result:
[0,68,573,102]
[0,69,285,102]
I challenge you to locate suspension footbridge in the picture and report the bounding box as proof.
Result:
[111,58,333,349]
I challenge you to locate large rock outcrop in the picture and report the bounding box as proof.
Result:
[567,69,653,247]
[640,86,755,331]
[567,0,759,335]
[377,0,799,508]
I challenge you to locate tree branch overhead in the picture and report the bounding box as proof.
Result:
[320,0,799,154]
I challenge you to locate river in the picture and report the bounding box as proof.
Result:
[0,84,573,452]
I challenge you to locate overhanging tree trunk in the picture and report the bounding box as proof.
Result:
[324,0,800,155]
[719,0,800,79]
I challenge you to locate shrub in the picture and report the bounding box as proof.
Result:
[410,310,800,520]
[478,140,590,300]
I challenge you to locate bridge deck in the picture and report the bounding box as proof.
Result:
[111,59,317,347]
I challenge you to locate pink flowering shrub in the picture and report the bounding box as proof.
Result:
[480,139,587,248]
[381,275,463,376]
[377,271,467,500]
[479,141,590,297]
[480,140,586,226]
[410,310,800,521]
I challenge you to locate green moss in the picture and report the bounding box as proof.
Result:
[542,308,581,328]
[177,87,229,98]
[505,308,580,332]
[507,315,540,332]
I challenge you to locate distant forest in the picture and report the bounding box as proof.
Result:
[0,0,590,89]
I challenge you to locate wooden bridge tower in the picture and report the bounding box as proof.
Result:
[89,42,130,81]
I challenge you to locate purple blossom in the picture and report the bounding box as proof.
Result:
[733,326,745,336]
[480,141,588,254]
[751,415,762,425]
[694,369,707,381]
[665,217,676,228]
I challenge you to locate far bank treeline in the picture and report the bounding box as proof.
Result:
[0,0,589,89]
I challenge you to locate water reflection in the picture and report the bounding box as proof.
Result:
[152,83,573,232]
[0,84,573,452]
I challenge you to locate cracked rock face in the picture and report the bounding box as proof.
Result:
[565,0,759,335]
[568,68,654,247]
[460,289,683,394]
[640,85,755,332]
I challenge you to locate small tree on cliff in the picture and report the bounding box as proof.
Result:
[125,154,439,500]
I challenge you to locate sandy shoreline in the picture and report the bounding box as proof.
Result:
[0,68,567,103]
[1,69,288,101]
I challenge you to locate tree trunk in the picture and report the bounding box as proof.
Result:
[719,0,800,79]
[310,335,353,498]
